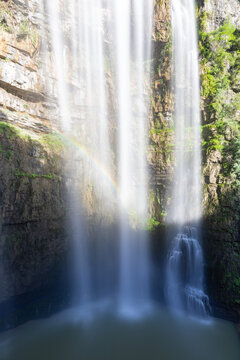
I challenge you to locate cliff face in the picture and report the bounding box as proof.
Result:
[0,0,58,132]
[197,0,240,318]
[0,0,67,303]
[148,0,174,228]
[0,123,66,302]
[200,0,240,31]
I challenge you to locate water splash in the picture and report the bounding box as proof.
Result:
[166,0,210,317]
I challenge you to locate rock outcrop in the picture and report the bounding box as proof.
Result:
[0,0,58,132]
[200,0,240,31]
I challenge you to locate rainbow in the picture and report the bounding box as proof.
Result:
[55,131,120,194]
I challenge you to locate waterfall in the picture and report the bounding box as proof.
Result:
[43,0,153,313]
[166,0,210,316]
[110,0,153,315]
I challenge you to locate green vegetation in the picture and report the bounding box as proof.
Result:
[18,20,39,47]
[0,9,12,33]
[147,217,161,232]
[41,133,66,152]
[0,121,18,139]
[0,121,66,151]
[199,20,240,112]
[221,248,240,302]
[148,188,168,228]
[0,120,37,142]
[150,127,174,136]
[15,169,56,180]
[0,144,13,161]
[0,121,65,171]
[199,15,240,307]
[199,18,240,189]
[0,122,18,162]
[154,21,171,42]
[150,28,174,170]
[18,20,30,38]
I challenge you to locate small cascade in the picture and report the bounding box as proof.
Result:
[166,0,210,317]
[167,227,210,316]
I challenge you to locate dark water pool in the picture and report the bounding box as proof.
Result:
[0,305,239,360]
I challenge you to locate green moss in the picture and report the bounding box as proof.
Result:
[150,127,174,135]
[41,133,66,152]
[147,217,161,232]
[0,120,36,142]
[0,121,18,138]
[0,122,19,162]
[0,144,13,162]
[15,169,56,180]
[0,122,65,185]
[154,19,171,42]
[233,277,240,288]
[149,188,168,225]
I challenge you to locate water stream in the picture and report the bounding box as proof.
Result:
[166,0,210,316]
[110,0,153,314]
[43,0,153,314]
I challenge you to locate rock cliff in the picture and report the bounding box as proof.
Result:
[148,0,174,228]
[0,0,66,303]
[198,0,240,319]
